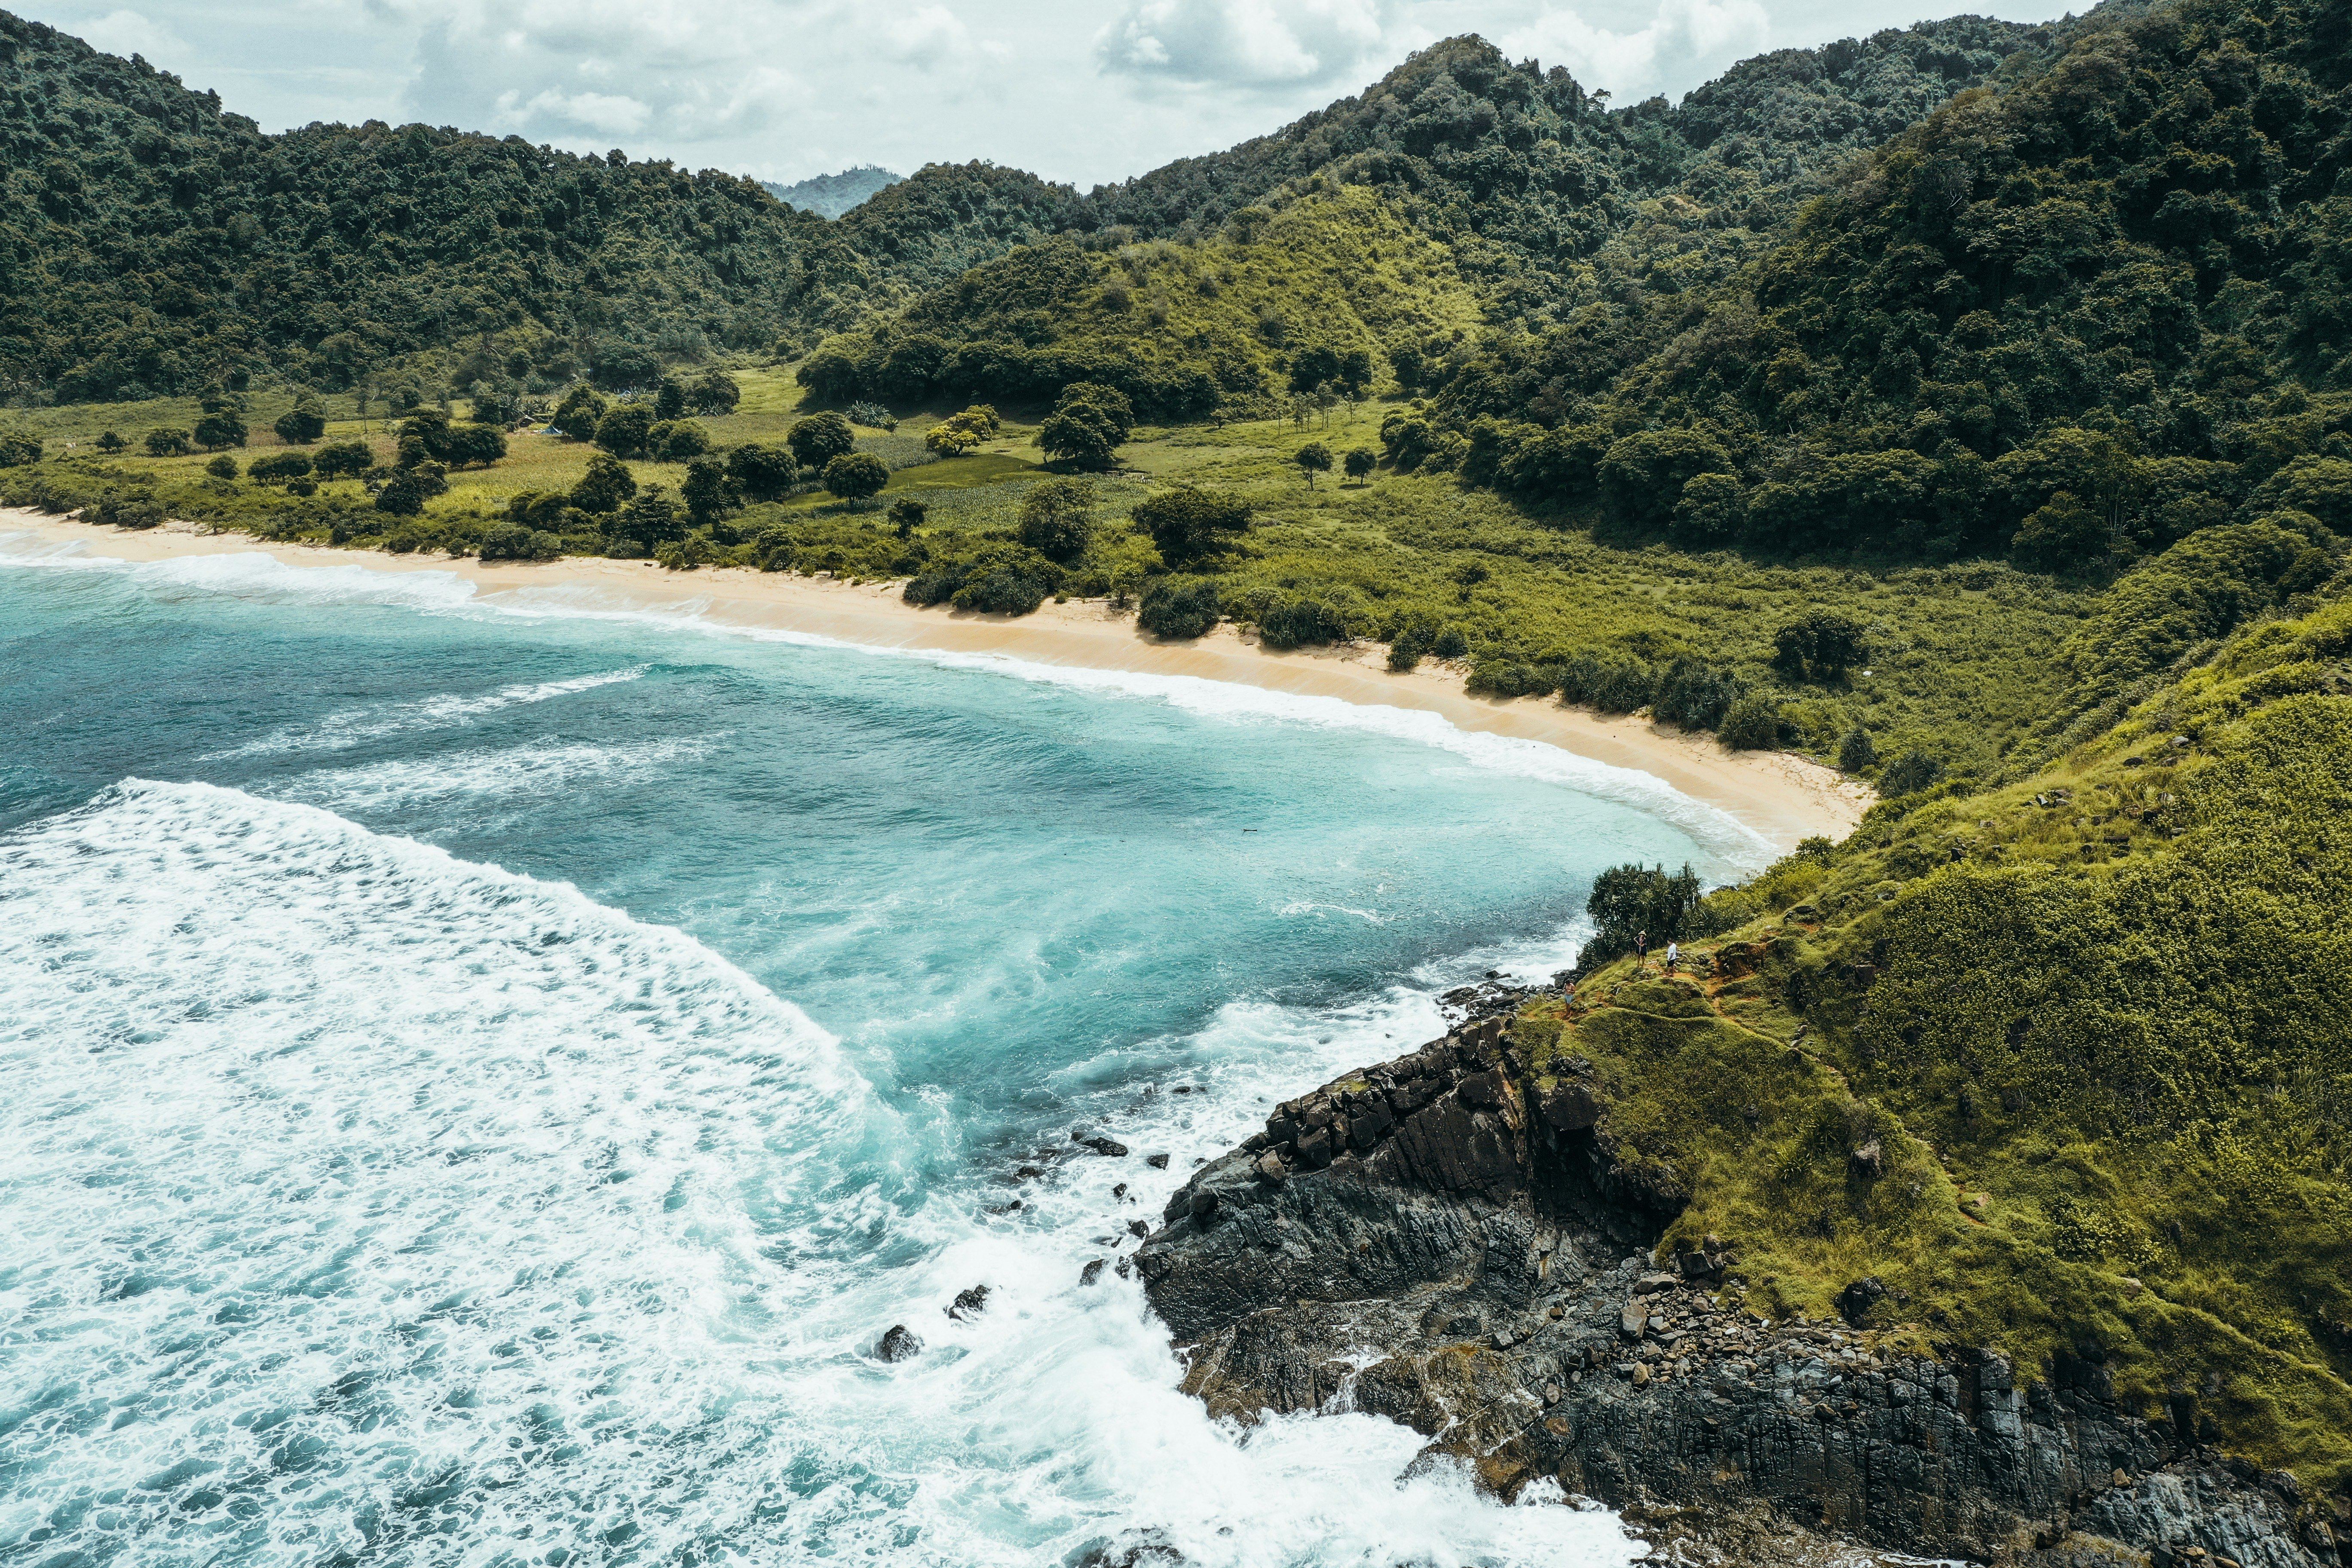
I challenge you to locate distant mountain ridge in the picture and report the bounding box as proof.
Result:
[763,165,903,219]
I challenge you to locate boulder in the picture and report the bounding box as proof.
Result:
[876,1324,922,1362]
[944,1284,990,1321]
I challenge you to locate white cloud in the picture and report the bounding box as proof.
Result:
[1096,0,1397,89]
[889,4,971,68]
[74,6,185,60]
[1501,0,1769,101]
[518,87,649,135]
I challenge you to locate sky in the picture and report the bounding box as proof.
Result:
[19,0,2065,191]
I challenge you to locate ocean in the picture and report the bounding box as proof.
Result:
[0,536,1763,1568]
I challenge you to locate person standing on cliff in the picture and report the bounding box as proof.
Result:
[1665,940,1679,976]
[1635,930,1648,972]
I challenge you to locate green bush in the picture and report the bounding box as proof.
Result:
[1016,477,1096,562]
[1717,693,1783,750]
[1138,576,1221,639]
[1877,750,1945,796]
[0,431,43,467]
[144,427,193,456]
[248,452,314,483]
[314,441,371,479]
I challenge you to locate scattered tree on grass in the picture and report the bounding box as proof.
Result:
[654,379,687,420]
[273,397,328,445]
[787,410,856,470]
[926,404,999,456]
[1574,863,1704,971]
[553,386,608,439]
[314,440,372,480]
[193,411,247,450]
[595,404,657,459]
[682,457,738,527]
[823,450,889,508]
[1344,447,1376,485]
[1038,383,1132,470]
[571,452,639,514]
[888,497,928,539]
[144,428,193,456]
[95,431,126,453]
[1771,609,1869,681]
[727,443,800,502]
[205,454,239,480]
[1294,442,1332,488]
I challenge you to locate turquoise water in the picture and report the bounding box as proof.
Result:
[0,536,1758,1568]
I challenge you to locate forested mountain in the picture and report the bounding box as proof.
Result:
[764,165,901,218]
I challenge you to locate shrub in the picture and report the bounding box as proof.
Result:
[1039,383,1133,469]
[1557,651,1655,713]
[375,472,429,516]
[1016,477,1096,561]
[2012,491,2109,571]
[94,431,126,453]
[1257,596,1347,650]
[248,451,314,483]
[1138,576,1221,639]
[86,488,164,529]
[1718,694,1784,750]
[689,371,741,417]
[888,498,928,539]
[144,427,194,456]
[0,430,42,466]
[1136,487,1251,565]
[620,486,685,546]
[1837,726,1878,772]
[952,564,1051,615]
[205,455,239,480]
[552,385,608,438]
[846,401,896,429]
[1652,656,1740,730]
[926,404,998,456]
[1573,862,1704,971]
[727,443,800,502]
[1433,626,1468,658]
[314,440,372,480]
[1772,609,1869,680]
[477,523,560,561]
[1877,750,1945,796]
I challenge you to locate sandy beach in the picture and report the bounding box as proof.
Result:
[1,509,1872,851]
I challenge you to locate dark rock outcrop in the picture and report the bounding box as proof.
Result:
[876,1324,922,1362]
[1136,1019,2332,1567]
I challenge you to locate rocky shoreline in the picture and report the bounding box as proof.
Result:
[1132,1018,2342,1567]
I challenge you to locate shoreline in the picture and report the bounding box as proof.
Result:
[0,510,1871,852]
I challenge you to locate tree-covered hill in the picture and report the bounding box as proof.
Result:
[0,11,1073,402]
[763,165,901,219]
[1436,0,2352,579]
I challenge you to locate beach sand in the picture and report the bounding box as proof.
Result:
[2,509,1873,852]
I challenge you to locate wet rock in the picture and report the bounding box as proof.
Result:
[944,1284,990,1321]
[1080,1259,1106,1286]
[1835,1276,1886,1326]
[1145,1153,1170,1169]
[1127,1219,1149,1239]
[876,1325,922,1362]
[1078,1135,1130,1158]
[1015,1165,1044,1180]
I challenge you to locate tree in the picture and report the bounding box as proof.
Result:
[273,398,328,445]
[727,443,799,502]
[2012,492,2109,572]
[553,385,608,439]
[0,431,41,466]
[375,472,428,515]
[823,450,889,507]
[787,410,856,470]
[1138,577,1221,639]
[1294,442,1332,489]
[651,420,710,461]
[1016,477,1096,562]
[193,412,247,451]
[445,423,507,468]
[1135,487,1251,565]
[1771,610,1869,680]
[1837,726,1878,773]
[145,428,193,456]
[654,379,686,420]
[682,457,738,527]
[595,404,657,458]
[689,371,741,416]
[1038,383,1133,470]
[571,452,639,514]
[888,497,928,540]
[1574,863,1703,971]
[620,486,685,546]
[1344,447,1376,485]
[314,440,372,480]
[205,454,240,480]
[926,405,998,456]
[1717,694,1783,751]
[95,431,127,453]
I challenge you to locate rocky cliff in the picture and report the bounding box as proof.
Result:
[1134,1018,2340,1567]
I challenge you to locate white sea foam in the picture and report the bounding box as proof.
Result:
[204,665,652,760]
[270,734,716,812]
[0,781,1639,1567]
